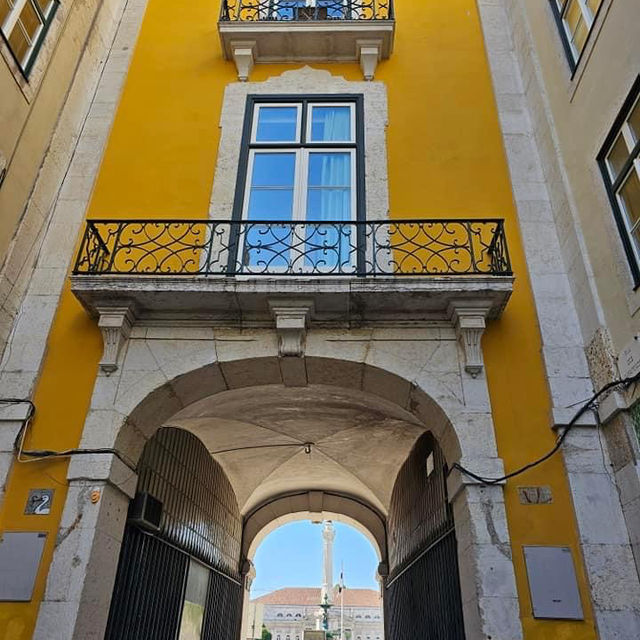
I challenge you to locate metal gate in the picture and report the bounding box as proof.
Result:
[105,427,243,640]
[385,433,466,640]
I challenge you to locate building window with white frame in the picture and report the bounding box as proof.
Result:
[550,0,603,70]
[232,95,365,274]
[0,0,58,76]
[598,77,640,286]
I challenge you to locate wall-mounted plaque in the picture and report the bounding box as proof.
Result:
[523,546,584,620]
[0,532,47,601]
[24,489,54,515]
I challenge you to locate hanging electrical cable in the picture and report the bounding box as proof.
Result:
[7,400,314,472]
[4,370,640,483]
[448,370,640,485]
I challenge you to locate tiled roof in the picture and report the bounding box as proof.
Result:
[254,587,381,608]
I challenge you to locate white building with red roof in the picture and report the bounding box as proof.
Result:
[254,586,383,640]
[251,522,383,640]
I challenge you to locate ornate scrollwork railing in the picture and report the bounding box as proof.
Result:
[73,219,511,277]
[220,0,393,22]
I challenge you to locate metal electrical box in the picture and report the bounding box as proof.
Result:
[0,532,47,601]
[523,546,584,620]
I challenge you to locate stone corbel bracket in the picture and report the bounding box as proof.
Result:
[269,299,314,358]
[96,304,135,375]
[448,300,492,378]
[230,40,256,81]
[357,39,382,81]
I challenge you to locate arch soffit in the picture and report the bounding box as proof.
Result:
[243,491,386,564]
[118,356,464,466]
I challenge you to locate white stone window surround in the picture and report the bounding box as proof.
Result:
[209,67,390,226]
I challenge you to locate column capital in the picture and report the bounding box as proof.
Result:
[67,452,137,498]
[446,456,506,502]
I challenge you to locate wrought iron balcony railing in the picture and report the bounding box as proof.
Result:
[72,219,511,277]
[220,0,393,22]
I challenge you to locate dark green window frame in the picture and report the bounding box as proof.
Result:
[549,0,604,75]
[597,77,640,288]
[0,0,59,78]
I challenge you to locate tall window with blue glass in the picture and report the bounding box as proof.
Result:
[238,98,360,272]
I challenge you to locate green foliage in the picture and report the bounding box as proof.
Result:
[261,624,272,640]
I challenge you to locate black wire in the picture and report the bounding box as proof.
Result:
[6,398,138,471]
[7,370,640,485]
[209,442,313,455]
[18,446,136,471]
[7,399,310,471]
[449,370,640,485]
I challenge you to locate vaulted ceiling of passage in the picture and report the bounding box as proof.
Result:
[166,384,427,515]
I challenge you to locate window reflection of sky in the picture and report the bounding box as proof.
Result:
[248,154,295,221]
[256,107,298,142]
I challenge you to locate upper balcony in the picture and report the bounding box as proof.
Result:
[218,0,395,80]
[70,218,512,324]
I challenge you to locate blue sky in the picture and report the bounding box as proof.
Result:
[250,521,380,598]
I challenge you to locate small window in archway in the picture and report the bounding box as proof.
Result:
[277,613,283,618]
[426,451,435,477]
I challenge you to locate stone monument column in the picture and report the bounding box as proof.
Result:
[321,520,335,604]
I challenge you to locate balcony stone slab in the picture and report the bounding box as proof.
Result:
[71,275,513,326]
[218,20,394,80]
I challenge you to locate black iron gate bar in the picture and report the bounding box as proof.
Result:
[385,526,456,589]
[137,527,243,587]
[220,0,394,22]
[73,218,512,277]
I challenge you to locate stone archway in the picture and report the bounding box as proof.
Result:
[35,354,522,640]
[243,491,386,566]
[105,427,244,640]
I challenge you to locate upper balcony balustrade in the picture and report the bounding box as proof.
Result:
[218,0,395,80]
[71,218,512,326]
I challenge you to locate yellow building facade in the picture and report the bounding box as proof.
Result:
[0,1,639,639]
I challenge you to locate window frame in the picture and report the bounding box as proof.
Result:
[549,0,604,74]
[0,0,58,77]
[233,94,365,224]
[250,102,303,145]
[241,147,358,224]
[597,76,640,288]
[235,94,366,270]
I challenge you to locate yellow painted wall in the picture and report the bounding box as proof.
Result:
[0,0,597,638]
